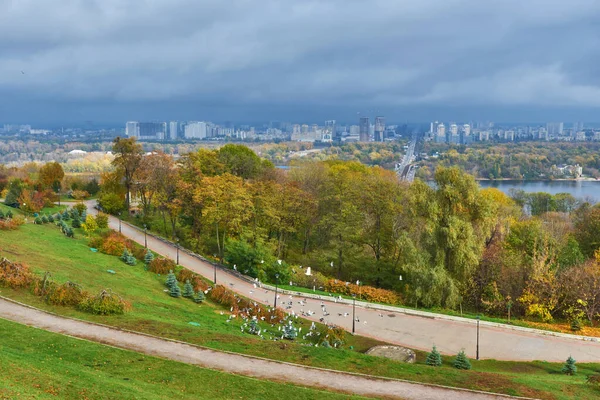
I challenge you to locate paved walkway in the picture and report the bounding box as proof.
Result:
[0,298,524,400]
[86,203,600,362]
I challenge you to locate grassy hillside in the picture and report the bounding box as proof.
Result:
[0,318,365,400]
[1,203,599,399]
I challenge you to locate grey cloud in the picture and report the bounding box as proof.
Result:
[2,0,600,121]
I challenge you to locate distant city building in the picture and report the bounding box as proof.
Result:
[125,121,166,140]
[449,123,458,135]
[546,122,564,136]
[184,121,208,139]
[463,124,471,136]
[349,125,359,136]
[325,120,338,141]
[374,116,385,142]
[435,123,446,143]
[126,121,139,138]
[169,121,179,140]
[359,117,370,142]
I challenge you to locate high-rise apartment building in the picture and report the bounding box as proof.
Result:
[359,117,370,142]
[325,120,338,141]
[126,121,139,138]
[184,121,208,139]
[169,121,179,140]
[435,123,446,143]
[546,122,564,136]
[126,121,166,140]
[374,116,385,142]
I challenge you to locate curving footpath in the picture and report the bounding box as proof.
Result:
[87,203,600,363]
[0,297,527,400]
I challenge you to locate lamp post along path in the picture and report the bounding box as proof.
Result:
[274,273,280,308]
[352,293,356,334]
[476,315,480,360]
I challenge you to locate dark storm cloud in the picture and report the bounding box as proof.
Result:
[2,0,600,119]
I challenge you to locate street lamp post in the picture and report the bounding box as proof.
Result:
[476,315,480,360]
[274,273,280,308]
[352,293,356,334]
[118,212,122,233]
[175,238,180,265]
[144,225,148,248]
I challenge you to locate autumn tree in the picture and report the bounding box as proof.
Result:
[111,137,143,211]
[133,152,176,218]
[97,170,126,215]
[38,162,64,193]
[195,173,252,261]
[356,167,403,286]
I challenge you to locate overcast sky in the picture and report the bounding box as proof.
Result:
[2,0,600,125]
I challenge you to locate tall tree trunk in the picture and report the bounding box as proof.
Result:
[161,210,168,237]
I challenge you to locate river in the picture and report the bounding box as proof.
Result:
[478,180,600,202]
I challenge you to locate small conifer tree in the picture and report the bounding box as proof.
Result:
[41,215,49,224]
[72,217,81,228]
[182,280,194,298]
[144,250,155,265]
[54,213,61,221]
[570,318,582,332]
[453,350,472,370]
[120,249,131,262]
[34,217,42,224]
[193,290,205,303]
[562,356,577,375]
[47,214,54,223]
[169,283,181,298]
[6,210,13,218]
[165,270,177,288]
[283,322,298,340]
[426,346,443,367]
[126,253,136,266]
[247,318,259,335]
[66,227,74,238]
[62,210,70,220]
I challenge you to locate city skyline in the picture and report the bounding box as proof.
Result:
[3,1,600,124]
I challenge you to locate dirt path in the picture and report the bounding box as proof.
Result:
[0,298,525,400]
[86,202,600,362]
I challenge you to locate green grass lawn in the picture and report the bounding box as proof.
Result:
[1,204,600,399]
[0,318,365,400]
